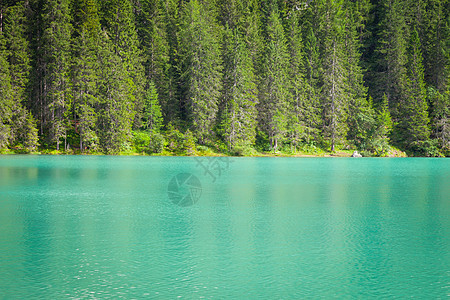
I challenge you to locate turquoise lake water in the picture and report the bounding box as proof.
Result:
[0,156,449,298]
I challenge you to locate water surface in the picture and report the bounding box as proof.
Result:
[0,156,449,298]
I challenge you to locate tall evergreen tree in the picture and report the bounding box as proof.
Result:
[96,39,135,153]
[316,0,349,151]
[0,40,13,149]
[373,0,409,116]
[286,9,315,148]
[179,0,223,143]
[101,0,145,128]
[38,0,73,150]
[396,27,430,151]
[220,27,257,149]
[2,1,39,151]
[343,1,375,150]
[71,0,101,151]
[135,0,171,122]
[302,21,322,143]
[143,80,163,132]
[258,2,290,150]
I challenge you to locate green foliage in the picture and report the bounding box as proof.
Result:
[164,123,185,154]
[258,3,290,151]
[0,0,449,156]
[132,131,150,153]
[220,27,257,149]
[395,27,430,150]
[179,0,223,143]
[427,87,449,150]
[370,94,393,156]
[143,81,163,132]
[182,130,196,155]
[149,131,165,154]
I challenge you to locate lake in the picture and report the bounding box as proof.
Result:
[0,156,449,298]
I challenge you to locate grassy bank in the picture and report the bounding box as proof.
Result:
[0,144,409,158]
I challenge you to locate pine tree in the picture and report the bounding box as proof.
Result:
[160,0,183,124]
[135,0,171,123]
[316,0,349,152]
[285,9,311,148]
[397,27,430,152]
[0,42,13,149]
[179,0,223,143]
[343,1,375,150]
[302,21,322,143]
[39,0,73,150]
[242,0,263,72]
[96,39,135,153]
[371,94,393,155]
[71,0,101,151]
[427,87,449,150]
[422,0,449,91]
[3,1,30,104]
[101,0,145,128]
[220,27,257,149]
[374,0,409,116]
[143,81,163,132]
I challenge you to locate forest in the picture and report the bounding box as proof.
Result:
[0,0,449,156]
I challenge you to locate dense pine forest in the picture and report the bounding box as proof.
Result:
[0,0,449,156]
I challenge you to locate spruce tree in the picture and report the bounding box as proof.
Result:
[143,81,163,132]
[135,0,171,123]
[316,0,349,152]
[302,22,322,143]
[220,27,257,149]
[371,94,393,155]
[3,1,30,105]
[101,0,145,128]
[71,0,101,151]
[286,9,312,148]
[0,43,13,149]
[397,27,430,152]
[343,1,375,150]
[40,0,73,150]
[374,0,409,116]
[179,0,223,143]
[96,39,135,153]
[258,3,290,151]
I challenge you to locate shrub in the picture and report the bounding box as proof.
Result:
[149,132,165,153]
[132,131,150,153]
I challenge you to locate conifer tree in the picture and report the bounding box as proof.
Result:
[343,1,375,150]
[71,0,101,151]
[286,9,311,148]
[39,0,73,150]
[179,0,223,143]
[302,22,322,143]
[160,0,183,124]
[374,0,409,116]
[143,81,163,132]
[101,0,145,127]
[397,27,430,151]
[1,1,39,151]
[135,0,170,122]
[0,43,13,149]
[317,0,349,151]
[220,27,257,149]
[258,3,290,151]
[96,39,135,153]
[3,1,30,104]
[371,94,393,155]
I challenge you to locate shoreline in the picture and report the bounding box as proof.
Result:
[0,150,412,158]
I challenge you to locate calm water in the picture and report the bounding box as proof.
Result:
[0,156,449,298]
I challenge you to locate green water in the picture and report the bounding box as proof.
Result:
[0,156,449,298]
